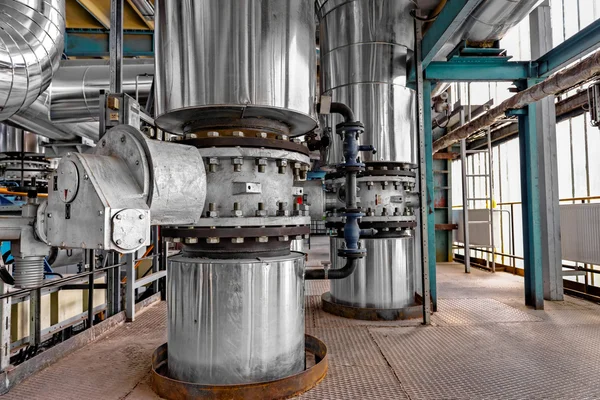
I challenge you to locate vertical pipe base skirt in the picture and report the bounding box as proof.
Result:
[327,237,420,320]
[168,253,306,385]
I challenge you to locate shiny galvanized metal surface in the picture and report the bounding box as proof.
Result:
[96,125,207,226]
[195,146,309,222]
[10,91,96,141]
[434,0,544,61]
[50,60,154,123]
[329,237,417,309]
[0,124,43,153]
[0,0,65,120]
[154,0,317,135]
[168,253,306,384]
[317,0,417,164]
[151,334,328,400]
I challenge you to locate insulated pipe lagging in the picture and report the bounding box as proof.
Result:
[0,0,66,121]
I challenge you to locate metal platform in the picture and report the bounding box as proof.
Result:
[4,237,600,399]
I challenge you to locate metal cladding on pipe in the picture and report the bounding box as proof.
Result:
[50,60,154,123]
[0,0,65,121]
[10,92,86,141]
[329,237,416,309]
[317,0,417,164]
[168,254,306,384]
[432,49,600,153]
[435,0,544,60]
[154,0,317,135]
[0,123,43,153]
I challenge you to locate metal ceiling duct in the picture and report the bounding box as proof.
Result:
[0,0,65,121]
[9,60,154,142]
[10,92,95,141]
[435,0,544,60]
[0,123,43,153]
[50,59,154,123]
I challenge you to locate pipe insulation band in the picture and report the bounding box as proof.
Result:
[0,0,66,121]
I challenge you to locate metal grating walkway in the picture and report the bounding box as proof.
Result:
[5,236,600,399]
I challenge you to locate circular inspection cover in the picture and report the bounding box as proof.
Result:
[57,160,80,203]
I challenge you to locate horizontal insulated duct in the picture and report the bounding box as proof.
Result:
[0,0,65,121]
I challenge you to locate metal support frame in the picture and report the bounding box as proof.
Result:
[65,29,154,58]
[421,0,485,68]
[160,240,168,301]
[125,253,135,321]
[513,98,545,310]
[460,137,470,273]
[29,289,41,347]
[109,0,124,94]
[426,58,531,82]
[151,226,159,294]
[530,2,564,301]
[536,17,600,77]
[0,263,10,370]
[415,18,434,321]
[106,252,121,316]
[86,250,96,328]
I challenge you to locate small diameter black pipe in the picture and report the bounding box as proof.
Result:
[306,258,357,280]
[330,102,356,123]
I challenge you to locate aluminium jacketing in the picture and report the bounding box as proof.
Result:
[168,253,306,384]
[330,237,416,309]
[154,0,317,135]
[318,0,420,313]
[316,0,417,165]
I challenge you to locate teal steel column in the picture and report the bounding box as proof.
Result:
[424,80,437,311]
[516,87,544,310]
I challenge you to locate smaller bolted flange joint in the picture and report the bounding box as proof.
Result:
[339,211,366,258]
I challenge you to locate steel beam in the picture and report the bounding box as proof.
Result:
[415,18,433,322]
[426,59,530,82]
[424,80,437,312]
[110,0,125,94]
[86,250,96,328]
[530,2,564,301]
[65,29,154,57]
[76,0,110,28]
[0,265,10,371]
[421,0,484,68]
[515,96,544,310]
[536,17,600,78]
[125,253,135,321]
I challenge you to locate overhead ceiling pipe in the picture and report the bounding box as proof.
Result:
[432,50,600,153]
[0,0,66,121]
[433,0,544,61]
[9,60,154,142]
[10,92,94,141]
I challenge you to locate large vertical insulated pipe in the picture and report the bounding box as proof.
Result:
[155,0,317,385]
[317,0,420,312]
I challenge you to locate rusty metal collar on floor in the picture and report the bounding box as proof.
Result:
[150,334,328,400]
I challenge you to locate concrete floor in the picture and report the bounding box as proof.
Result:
[4,235,600,399]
